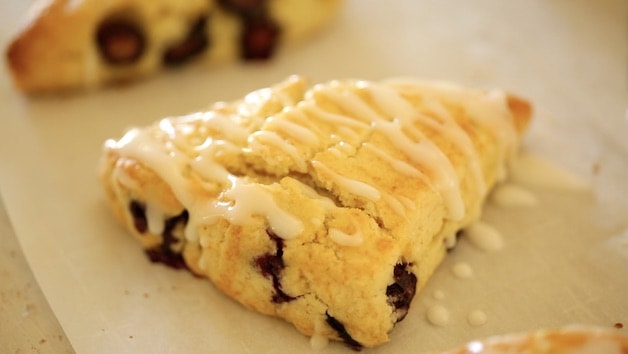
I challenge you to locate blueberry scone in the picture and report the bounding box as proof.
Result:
[5,0,343,93]
[100,76,532,348]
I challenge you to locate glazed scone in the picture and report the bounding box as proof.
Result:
[437,326,628,354]
[5,0,343,93]
[100,76,532,348]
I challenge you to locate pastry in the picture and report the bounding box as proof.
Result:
[5,0,343,93]
[100,75,532,348]
[438,326,628,354]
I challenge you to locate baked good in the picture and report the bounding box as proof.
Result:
[100,75,532,348]
[437,326,628,354]
[5,0,343,93]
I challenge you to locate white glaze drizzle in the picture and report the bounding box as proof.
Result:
[248,130,308,171]
[423,99,487,194]
[397,195,417,211]
[105,127,194,206]
[329,228,363,247]
[290,178,337,211]
[362,142,426,179]
[382,193,408,217]
[302,104,370,131]
[464,221,504,252]
[432,290,445,300]
[444,233,458,249]
[490,183,538,207]
[319,87,385,124]
[373,119,464,220]
[191,144,232,183]
[385,78,520,180]
[238,85,297,119]
[426,304,450,326]
[106,77,521,245]
[145,204,166,236]
[217,176,304,239]
[452,261,474,279]
[510,152,589,190]
[467,309,487,326]
[309,333,329,350]
[367,83,486,195]
[316,83,465,220]
[265,116,320,146]
[111,164,141,191]
[310,321,330,350]
[311,160,381,202]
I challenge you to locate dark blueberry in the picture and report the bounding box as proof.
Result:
[218,0,265,15]
[254,230,295,303]
[217,0,281,61]
[145,248,187,270]
[96,18,146,64]
[386,263,417,323]
[145,210,189,270]
[241,19,280,60]
[325,312,363,351]
[163,16,210,66]
[129,200,148,234]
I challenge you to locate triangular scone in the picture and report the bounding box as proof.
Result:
[5,0,343,93]
[100,76,532,348]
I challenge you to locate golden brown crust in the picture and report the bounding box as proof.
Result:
[6,0,83,92]
[507,94,533,134]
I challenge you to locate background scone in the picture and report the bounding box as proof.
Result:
[5,0,343,93]
[100,76,532,348]
[438,326,628,354]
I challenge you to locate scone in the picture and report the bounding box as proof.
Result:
[5,0,343,93]
[100,76,532,348]
[438,327,628,354]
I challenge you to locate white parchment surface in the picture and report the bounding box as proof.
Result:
[0,0,626,352]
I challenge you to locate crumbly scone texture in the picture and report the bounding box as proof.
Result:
[5,0,343,93]
[100,76,532,348]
